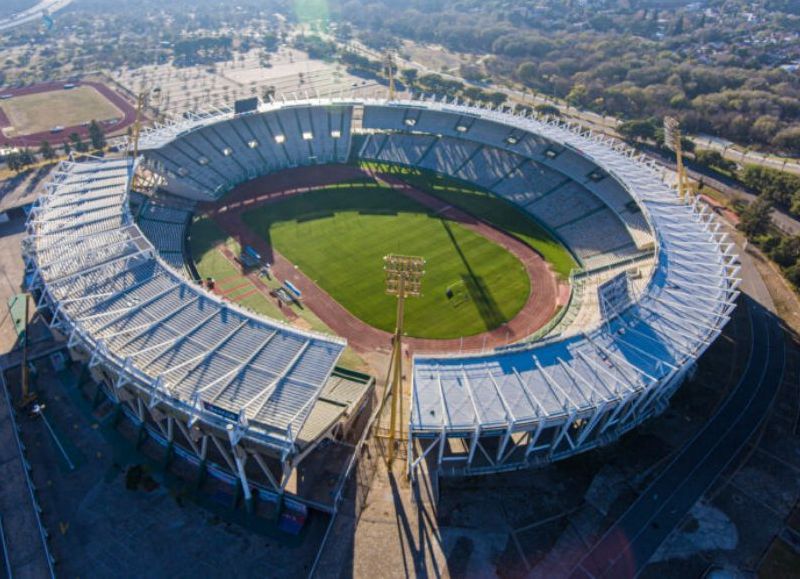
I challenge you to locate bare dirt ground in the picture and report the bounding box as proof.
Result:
[114,47,382,118]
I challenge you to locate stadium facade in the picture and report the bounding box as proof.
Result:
[23,97,738,497]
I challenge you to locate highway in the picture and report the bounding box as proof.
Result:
[696,135,800,176]
[648,151,800,237]
[0,0,72,33]
[568,246,787,578]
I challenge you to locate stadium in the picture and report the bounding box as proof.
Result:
[21,96,738,510]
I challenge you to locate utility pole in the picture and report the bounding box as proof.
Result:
[382,254,425,466]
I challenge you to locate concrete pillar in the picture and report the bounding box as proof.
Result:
[136,421,147,449]
[195,458,207,490]
[92,383,105,408]
[163,441,174,469]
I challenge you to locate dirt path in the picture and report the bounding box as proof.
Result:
[205,165,562,355]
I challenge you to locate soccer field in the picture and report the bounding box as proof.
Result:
[0,86,122,136]
[361,162,579,278]
[241,185,532,339]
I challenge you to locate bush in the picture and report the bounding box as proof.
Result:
[618,119,656,142]
[695,149,736,173]
[759,233,782,254]
[738,196,773,238]
[738,164,800,217]
[770,236,800,267]
[785,263,800,287]
[534,103,560,117]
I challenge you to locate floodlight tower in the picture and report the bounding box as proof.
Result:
[130,91,148,161]
[664,116,688,201]
[383,254,425,465]
[384,50,397,101]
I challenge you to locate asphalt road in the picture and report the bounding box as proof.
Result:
[0,0,72,32]
[569,296,786,577]
[648,151,800,237]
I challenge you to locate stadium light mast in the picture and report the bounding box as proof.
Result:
[384,50,397,101]
[383,254,425,466]
[664,116,688,201]
[130,90,148,162]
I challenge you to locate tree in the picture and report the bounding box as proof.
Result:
[695,150,735,173]
[487,91,507,107]
[63,141,71,157]
[516,62,537,86]
[18,148,34,169]
[88,120,106,150]
[566,83,589,107]
[39,140,56,161]
[534,103,561,117]
[4,150,22,172]
[672,14,685,35]
[69,132,87,153]
[401,68,418,86]
[739,164,800,216]
[459,64,484,82]
[738,197,773,238]
[785,262,800,287]
[618,119,656,142]
[773,127,800,155]
[770,236,800,267]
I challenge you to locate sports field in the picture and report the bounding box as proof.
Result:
[240,184,531,339]
[190,214,375,370]
[360,162,578,278]
[0,86,121,136]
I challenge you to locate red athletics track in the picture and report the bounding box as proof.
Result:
[0,80,137,147]
[202,164,565,355]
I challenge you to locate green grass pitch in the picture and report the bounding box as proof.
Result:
[241,184,532,339]
[360,162,579,278]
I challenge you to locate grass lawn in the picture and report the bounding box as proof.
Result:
[189,216,368,369]
[189,217,284,320]
[361,162,578,278]
[189,217,242,280]
[241,184,531,339]
[0,86,122,136]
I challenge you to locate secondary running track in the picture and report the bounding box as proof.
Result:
[0,80,137,147]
